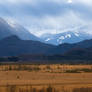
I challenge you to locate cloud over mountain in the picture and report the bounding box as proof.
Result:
[0,0,92,36]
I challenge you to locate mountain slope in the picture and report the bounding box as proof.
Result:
[47,39,92,55]
[0,35,92,63]
[0,18,40,41]
[1,35,92,57]
[40,31,92,45]
[0,18,13,39]
[0,35,55,56]
[62,47,92,61]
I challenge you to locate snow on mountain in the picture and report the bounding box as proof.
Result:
[0,18,14,39]
[0,17,41,41]
[40,31,92,45]
[45,38,51,41]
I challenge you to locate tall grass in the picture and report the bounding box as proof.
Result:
[1,64,92,73]
[1,85,91,92]
[5,85,59,92]
[73,87,92,92]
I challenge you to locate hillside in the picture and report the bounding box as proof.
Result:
[0,35,55,56]
[0,36,92,63]
[0,18,40,41]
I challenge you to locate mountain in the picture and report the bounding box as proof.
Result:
[61,47,92,61]
[0,35,55,56]
[15,45,92,63]
[0,18,13,39]
[0,35,92,56]
[47,39,92,55]
[40,31,92,45]
[0,35,92,63]
[0,18,41,41]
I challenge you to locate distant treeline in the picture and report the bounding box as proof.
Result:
[0,54,92,64]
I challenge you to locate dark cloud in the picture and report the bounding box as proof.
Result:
[0,0,92,35]
[0,1,70,17]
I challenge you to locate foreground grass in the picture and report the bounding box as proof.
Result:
[1,85,92,92]
[0,64,92,92]
[0,64,92,73]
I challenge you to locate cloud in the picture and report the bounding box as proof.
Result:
[0,0,33,4]
[74,0,92,6]
[0,0,92,36]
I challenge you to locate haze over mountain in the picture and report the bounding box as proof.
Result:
[0,0,92,36]
[0,17,92,46]
[0,18,40,41]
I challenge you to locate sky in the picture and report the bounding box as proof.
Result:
[0,0,92,36]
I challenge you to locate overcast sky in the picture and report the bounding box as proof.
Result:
[0,0,92,36]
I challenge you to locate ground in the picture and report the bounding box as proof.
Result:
[0,64,92,92]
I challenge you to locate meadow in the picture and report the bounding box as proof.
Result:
[0,64,92,92]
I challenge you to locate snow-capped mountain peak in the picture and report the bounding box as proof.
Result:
[74,33,79,37]
[45,38,51,41]
[59,36,65,40]
[65,34,71,38]
[40,31,92,45]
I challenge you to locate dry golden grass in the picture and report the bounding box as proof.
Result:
[0,64,92,92]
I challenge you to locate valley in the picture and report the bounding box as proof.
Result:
[0,0,92,92]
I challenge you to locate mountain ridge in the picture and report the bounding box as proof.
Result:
[0,35,55,56]
[0,35,92,57]
[0,17,41,41]
[40,31,92,45]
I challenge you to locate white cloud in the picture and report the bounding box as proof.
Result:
[67,0,72,3]
[0,0,91,5]
[0,0,36,5]
[0,0,92,36]
[73,0,92,6]
[24,11,88,36]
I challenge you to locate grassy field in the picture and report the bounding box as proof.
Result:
[0,64,92,92]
